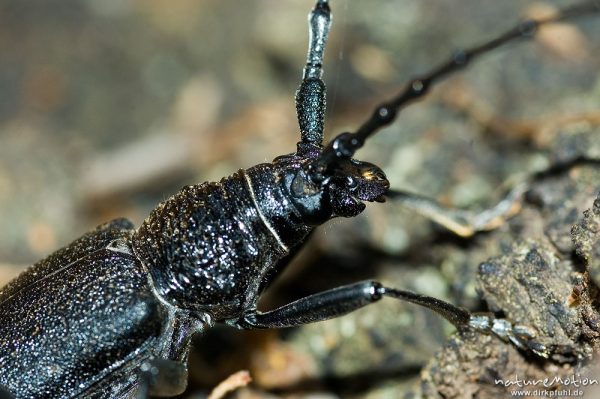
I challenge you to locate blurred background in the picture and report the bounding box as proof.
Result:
[0,0,599,397]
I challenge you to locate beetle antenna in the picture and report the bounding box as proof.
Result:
[307,0,600,182]
[296,0,332,146]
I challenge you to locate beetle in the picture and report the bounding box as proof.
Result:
[1,0,599,397]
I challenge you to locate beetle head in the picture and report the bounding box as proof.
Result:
[283,144,389,224]
[326,158,389,215]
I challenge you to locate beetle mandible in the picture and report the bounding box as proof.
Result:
[1,1,599,397]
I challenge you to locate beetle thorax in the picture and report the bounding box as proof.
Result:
[131,166,312,320]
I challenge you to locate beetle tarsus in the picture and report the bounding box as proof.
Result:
[468,313,549,358]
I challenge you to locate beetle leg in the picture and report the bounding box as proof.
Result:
[137,358,188,398]
[387,153,600,238]
[230,281,548,357]
[386,182,527,237]
[229,280,474,329]
[469,313,550,358]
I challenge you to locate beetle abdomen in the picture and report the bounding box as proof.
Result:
[0,220,164,398]
[132,167,310,319]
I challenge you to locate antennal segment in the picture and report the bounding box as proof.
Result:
[296,0,332,146]
[308,0,600,181]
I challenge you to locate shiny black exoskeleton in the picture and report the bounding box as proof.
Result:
[1,1,598,397]
[133,143,388,322]
[0,143,388,397]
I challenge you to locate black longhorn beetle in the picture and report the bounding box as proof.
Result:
[1,1,599,397]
